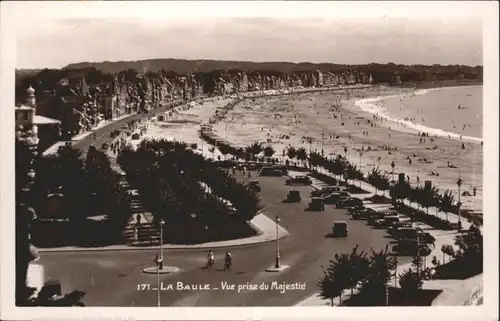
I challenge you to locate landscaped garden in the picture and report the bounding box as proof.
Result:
[116,139,263,244]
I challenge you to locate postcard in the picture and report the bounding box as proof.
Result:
[0,1,498,320]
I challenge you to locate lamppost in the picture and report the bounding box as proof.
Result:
[358,152,363,188]
[321,132,325,156]
[457,176,463,226]
[159,219,165,268]
[154,254,163,307]
[274,216,281,269]
[390,161,395,183]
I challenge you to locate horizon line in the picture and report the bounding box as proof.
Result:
[16,57,485,71]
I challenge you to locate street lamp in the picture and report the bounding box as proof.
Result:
[154,254,163,307]
[159,219,165,268]
[274,216,281,269]
[390,161,395,183]
[457,176,463,226]
[359,152,363,188]
[321,133,325,156]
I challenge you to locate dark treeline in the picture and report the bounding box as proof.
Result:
[60,59,482,78]
[16,60,482,103]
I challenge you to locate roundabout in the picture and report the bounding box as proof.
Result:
[142,266,180,274]
[265,265,290,272]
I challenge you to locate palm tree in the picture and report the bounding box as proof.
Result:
[263,146,275,162]
[296,147,308,167]
[441,244,455,264]
[438,190,455,221]
[245,142,263,161]
[286,147,298,162]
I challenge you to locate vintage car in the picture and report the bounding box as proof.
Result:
[258,166,283,177]
[285,175,312,186]
[392,239,433,256]
[367,211,399,225]
[310,186,345,197]
[387,221,413,235]
[286,189,301,202]
[372,215,401,228]
[308,197,325,211]
[351,207,377,219]
[394,228,436,244]
[248,180,261,192]
[332,221,348,237]
[322,192,350,205]
[337,197,364,210]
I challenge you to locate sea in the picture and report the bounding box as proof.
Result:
[355,85,483,141]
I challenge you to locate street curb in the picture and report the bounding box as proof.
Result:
[37,213,289,253]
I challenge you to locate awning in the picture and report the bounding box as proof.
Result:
[33,115,61,125]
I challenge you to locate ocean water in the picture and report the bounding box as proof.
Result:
[356,86,483,141]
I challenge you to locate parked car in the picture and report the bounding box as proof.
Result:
[367,211,398,225]
[272,165,288,175]
[372,215,401,228]
[259,167,282,177]
[392,227,436,244]
[393,239,432,256]
[387,221,413,235]
[286,175,312,185]
[248,180,261,192]
[351,207,377,219]
[336,197,364,209]
[332,221,348,237]
[286,189,301,202]
[322,192,350,204]
[308,197,325,211]
[310,186,344,197]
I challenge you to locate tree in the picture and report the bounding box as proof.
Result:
[389,181,411,205]
[359,246,397,298]
[399,268,423,297]
[454,226,482,262]
[245,142,263,160]
[438,190,455,221]
[317,271,344,306]
[296,147,308,166]
[286,147,297,162]
[441,244,455,264]
[263,146,275,161]
[308,151,323,170]
[347,245,370,296]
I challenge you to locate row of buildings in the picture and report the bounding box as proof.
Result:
[15,69,374,153]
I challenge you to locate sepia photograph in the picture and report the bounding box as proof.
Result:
[1,1,498,320]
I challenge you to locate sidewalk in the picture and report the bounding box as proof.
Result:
[37,213,288,253]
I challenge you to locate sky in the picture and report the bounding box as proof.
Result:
[9,2,485,69]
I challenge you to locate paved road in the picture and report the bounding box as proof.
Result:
[71,102,182,153]
[39,171,409,306]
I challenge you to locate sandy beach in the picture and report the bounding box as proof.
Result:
[212,87,483,213]
[133,86,482,213]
